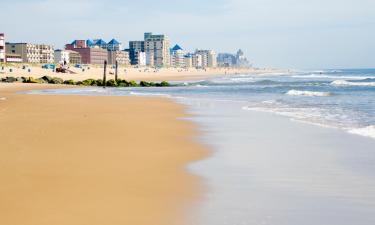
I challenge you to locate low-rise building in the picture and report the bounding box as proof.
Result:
[66,40,107,64]
[0,33,5,63]
[54,49,81,64]
[5,42,54,63]
[67,50,82,64]
[108,50,130,66]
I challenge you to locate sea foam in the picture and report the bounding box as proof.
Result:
[286,90,331,97]
[348,126,375,139]
[331,80,375,87]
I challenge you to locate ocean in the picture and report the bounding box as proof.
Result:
[30,68,375,225]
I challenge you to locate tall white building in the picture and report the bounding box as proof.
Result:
[0,33,5,63]
[192,53,203,68]
[144,32,170,67]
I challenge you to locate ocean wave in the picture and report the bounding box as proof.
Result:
[348,126,375,139]
[129,92,171,97]
[292,74,375,80]
[286,90,331,97]
[331,80,375,87]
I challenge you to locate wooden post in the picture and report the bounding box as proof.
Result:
[115,60,118,82]
[103,60,107,88]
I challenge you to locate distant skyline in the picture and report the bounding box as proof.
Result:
[1,0,374,69]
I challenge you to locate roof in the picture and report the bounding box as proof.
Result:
[94,39,107,45]
[108,39,120,45]
[172,44,183,51]
[86,39,94,46]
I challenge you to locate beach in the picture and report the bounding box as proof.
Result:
[0,65,283,81]
[0,83,208,225]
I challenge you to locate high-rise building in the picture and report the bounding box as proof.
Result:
[128,41,145,65]
[6,43,54,63]
[0,33,5,63]
[144,32,170,67]
[170,44,185,68]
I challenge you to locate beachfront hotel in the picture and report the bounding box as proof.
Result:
[5,42,54,63]
[144,32,170,67]
[0,33,5,63]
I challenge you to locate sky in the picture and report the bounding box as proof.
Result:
[1,0,374,69]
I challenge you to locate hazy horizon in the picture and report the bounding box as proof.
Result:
[1,0,374,69]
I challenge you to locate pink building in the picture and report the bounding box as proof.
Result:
[66,40,108,65]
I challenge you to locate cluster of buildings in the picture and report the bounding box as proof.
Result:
[0,32,250,69]
[217,49,250,68]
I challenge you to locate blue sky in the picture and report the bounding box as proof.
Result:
[1,0,374,69]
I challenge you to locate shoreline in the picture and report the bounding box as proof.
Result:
[0,65,287,82]
[0,83,209,225]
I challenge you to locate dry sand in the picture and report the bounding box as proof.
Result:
[0,83,208,225]
[0,65,285,81]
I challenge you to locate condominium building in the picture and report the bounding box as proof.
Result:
[128,41,145,65]
[107,39,122,51]
[144,32,170,67]
[0,33,5,63]
[170,44,185,68]
[194,49,217,68]
[108,50,130,65]
[5,43,54,63]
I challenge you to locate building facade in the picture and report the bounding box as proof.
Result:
[67,50,82,64]
[170,44,185,68]
[144,32,170,67]
[183,54,193,68]
[128,41,145,65]
[54,49,81,64]
[66,40,107,64]
[0,33,5,63]
[108,50,130,65]
[54,49,70,64]
[194,49,217,68]
[6,43,54,63]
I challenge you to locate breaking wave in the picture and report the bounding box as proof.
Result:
[286,90,331,97]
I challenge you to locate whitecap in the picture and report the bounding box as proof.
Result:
[286,90,331,97]
[331,80,375,87]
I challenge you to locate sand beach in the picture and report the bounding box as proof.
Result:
[0,83,208,225]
